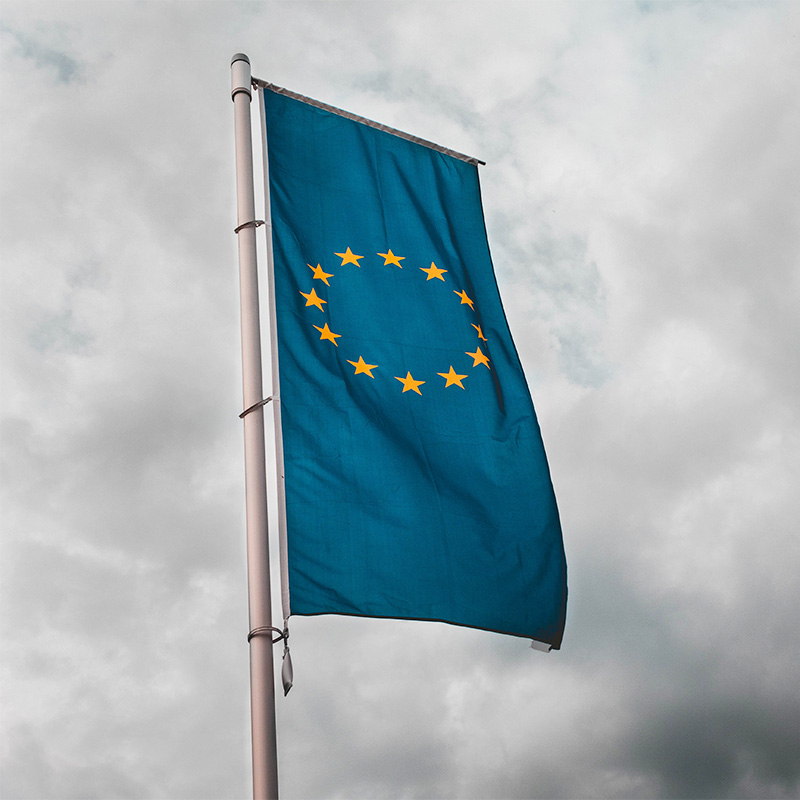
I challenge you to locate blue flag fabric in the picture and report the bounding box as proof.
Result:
[263,88,567,646]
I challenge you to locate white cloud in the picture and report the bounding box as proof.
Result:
[2,2,799,798]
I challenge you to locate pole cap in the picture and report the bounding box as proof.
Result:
[231,53,252,100]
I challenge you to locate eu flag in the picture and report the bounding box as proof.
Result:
[263,87,567,647]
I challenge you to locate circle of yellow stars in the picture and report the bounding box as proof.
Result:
[299,248,492,396]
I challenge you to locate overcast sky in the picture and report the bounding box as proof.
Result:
[2,2,799,799]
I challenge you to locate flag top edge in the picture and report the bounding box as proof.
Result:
[254,78,485,167]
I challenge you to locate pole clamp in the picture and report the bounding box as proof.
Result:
[239,397,272,419]
[234,219,265,234]
[247,626,286,644]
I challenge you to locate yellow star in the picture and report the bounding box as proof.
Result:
[299,287,327,311]
[437,366,468,389]
[472,324,487,341]
[334,247,363,267]
[313,323,341,346]
[308,263,334,286]
[466,346,490,368]
[454,289,475,309]
[420,262,447,281]
[395,371,425,394]
[377,249,405,268]
[347,356,378,378]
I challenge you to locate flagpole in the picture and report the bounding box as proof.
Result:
[231,52,279,800]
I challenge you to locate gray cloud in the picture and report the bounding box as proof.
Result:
[3,24,84,84]
[2,1,799,798]
[630,698,800,798]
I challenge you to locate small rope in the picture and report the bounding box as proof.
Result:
[247,626,285,644]
[239,397,272,419]
[234,219,265,234]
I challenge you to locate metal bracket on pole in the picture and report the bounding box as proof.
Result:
[248,626,286,644]
[239,397,273,419]
[235,219,265,234]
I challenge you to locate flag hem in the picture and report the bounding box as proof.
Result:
[257,86,291,621]
[288,610,564,650]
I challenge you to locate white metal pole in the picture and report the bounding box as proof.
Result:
[231,52,279,800]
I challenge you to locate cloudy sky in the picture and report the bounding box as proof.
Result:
[2,2,799,798]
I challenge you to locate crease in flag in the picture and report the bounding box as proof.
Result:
[261,86,567,647]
